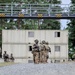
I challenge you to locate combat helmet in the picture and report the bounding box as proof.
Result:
[42,40,45,44]
[34,39,39,43]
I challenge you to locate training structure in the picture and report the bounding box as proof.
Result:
[2,30,68,63]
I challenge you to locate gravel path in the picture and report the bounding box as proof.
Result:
[0,62,75,75]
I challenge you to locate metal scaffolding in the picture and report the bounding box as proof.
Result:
[0,3,75,19]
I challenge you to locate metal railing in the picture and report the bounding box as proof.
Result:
[0,3,75,18]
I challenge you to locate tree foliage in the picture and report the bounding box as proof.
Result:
[40,19,60,30]
[0,0,61,4]
[67,19,75,55]
[0,0,11,3]
[0,0,21,3]
[71,0,75,3]
[67,0,75,59]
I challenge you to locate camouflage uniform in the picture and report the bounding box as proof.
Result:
[3,51,9,62]
[32,39,39,64]
[39,41,46,63]
[44,42,51,63]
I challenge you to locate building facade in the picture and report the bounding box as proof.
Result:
[2,30,68,63]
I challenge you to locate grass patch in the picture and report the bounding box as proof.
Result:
[0,62,17,67]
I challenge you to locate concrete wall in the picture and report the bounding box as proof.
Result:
[2,30,68,63]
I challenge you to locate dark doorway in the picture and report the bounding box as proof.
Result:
[29,46,32,51]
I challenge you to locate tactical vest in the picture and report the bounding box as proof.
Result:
[45,45,51,52]
[40,44,46,51]
[33,44,39,52]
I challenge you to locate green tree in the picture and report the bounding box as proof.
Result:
[40,19,60,30]
[0,0,11,3]
[67,0,75,59]
[67,19,75,59]
[71,0,75,3]
[0,0,21,3]
[0,30,2,57]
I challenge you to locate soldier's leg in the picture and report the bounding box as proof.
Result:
[43,51,48,63]
[5,57,8,62]
[33,52,36,63]
[41,51,45,63]
[37,52,39,63]
[46,55,48,63]
[40,51,44,63]
[39,51,42,63]
[33,54,35,63]
[45,51,49,63]
[46,51,49,63]
[35,52,39,64]
[38,52,40,63]
[43,51,46,63]
[4,58,6,62]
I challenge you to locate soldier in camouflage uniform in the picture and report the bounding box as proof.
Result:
[3,51,9,62]
[32,39,39,64]
[39,40,46,63]
[44,42,51,63]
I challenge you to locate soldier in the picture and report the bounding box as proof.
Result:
[44,42,51,63]
[3,51,9,62]
[39,40,46,63]
[32,39,39,64]
[10,53,15,62]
